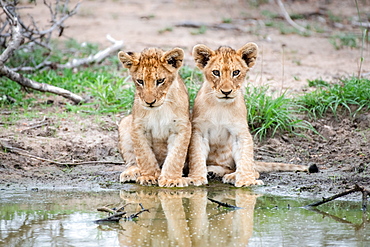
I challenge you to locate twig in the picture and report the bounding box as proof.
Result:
[126,203,150,220]
[20,117,50,133]
[94,203,149,224]
[306,184,369,210]
[208,198,242,209]
[94,211,127,223]
[97,206,117,214]
[275,0,307,33]
[0,140,124,165]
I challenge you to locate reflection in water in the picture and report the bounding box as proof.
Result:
[1,186,369,246]
[116,188,258,247]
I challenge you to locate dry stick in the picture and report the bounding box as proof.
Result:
[57,35,124,69]
[306,184,369,210]
[275,0,307,33]
[0,141,124,166]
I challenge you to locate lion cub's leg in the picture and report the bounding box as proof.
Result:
[223,132,263,187]
[158,125,191,187]
[187,131,209,186]
[131,126,161,186]
[118,116,141,183]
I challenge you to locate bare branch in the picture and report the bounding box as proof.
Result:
[0,64,84,103]
[306,184,369,210]
[58,34,124,69]
[275,0,307,33]
[38,0,81,36]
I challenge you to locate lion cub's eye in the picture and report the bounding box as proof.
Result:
[212,70,220,77]
[136,79,144,86]
[232,70,240,77]
[156,78,165,86]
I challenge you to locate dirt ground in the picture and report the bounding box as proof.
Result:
[1,0,369,200]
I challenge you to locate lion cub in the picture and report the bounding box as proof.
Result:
[187,43,317,187]
[117,47,191,187]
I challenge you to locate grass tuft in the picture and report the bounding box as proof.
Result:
[298,78,370,119]
[245,85,314,140]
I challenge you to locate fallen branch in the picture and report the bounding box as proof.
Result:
[175,21,244,31]
[0,140,124,165]
[58,35,124,69]
[352,21,370,28]
[306,184,369,211]
[275,0,307,33]
[208,198,242,209]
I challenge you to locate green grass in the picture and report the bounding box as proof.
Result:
[298,78,370,119]
[330,33,358,50]
[179,66,202,107]
[245,85,314,140]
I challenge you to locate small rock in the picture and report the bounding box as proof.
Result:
[320,125,336,139]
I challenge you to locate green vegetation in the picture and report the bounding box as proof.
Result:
[330,33,358,50]
[245,85,313,140]
[1,39,369,139]
[298,77,370,119]
[190,25,207,35]
[179,66,202,107]
[158,26,173,34]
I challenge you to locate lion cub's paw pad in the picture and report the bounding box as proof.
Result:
[136,175,158,186]
[158,177,188,187]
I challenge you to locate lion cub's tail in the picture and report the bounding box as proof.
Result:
[254,162,319,173]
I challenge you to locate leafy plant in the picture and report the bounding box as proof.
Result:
[245,85,313,140]
[298,78,370,118]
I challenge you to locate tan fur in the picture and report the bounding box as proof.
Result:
[187,43,310,187]
[119,189,257,246]
[117,47,191,187]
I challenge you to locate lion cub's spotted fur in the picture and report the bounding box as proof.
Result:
[117,47,191,187]
[187,43,316,187]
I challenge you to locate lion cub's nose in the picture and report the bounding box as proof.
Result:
[146,99,156,107]
[221,89,232,96]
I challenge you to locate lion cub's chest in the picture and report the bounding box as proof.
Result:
[198,108,235,145]
[141,105,178,141]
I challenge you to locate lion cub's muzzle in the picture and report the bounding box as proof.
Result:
[217,88,236,100]
[145,99,157,107]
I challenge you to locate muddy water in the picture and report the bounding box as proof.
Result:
[1,184,369,247]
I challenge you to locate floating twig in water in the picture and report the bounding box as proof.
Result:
[94,203,149,224]
[208,198,242,209]
[306,184,369,211]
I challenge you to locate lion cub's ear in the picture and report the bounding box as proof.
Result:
[237,43,258,68]
[161,47,184,70]
[192,44,215,69]
[118,51,139,69]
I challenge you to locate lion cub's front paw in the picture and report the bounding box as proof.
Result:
[186,176,208,186]
[136,175,158,186]
[223,172,264,187]
[234,178,264,187]
[120,166,141,183]
[158,177,188,187]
